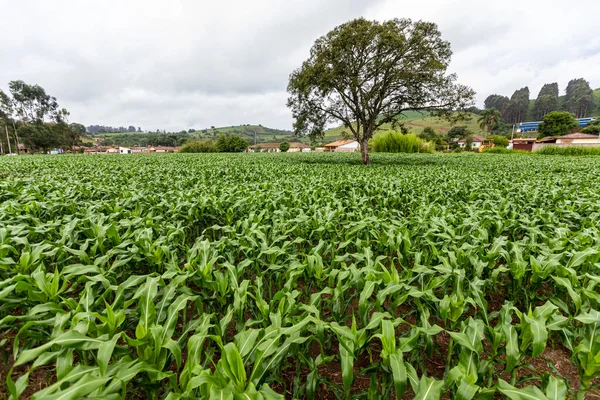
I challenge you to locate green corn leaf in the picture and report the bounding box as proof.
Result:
[523,314,548,357]
[413,375,444,400]
[497,379,549,400]
[33,374,111,400]
[543,375,567,400]
[389,350,407,399]
[16,331,106,366]
[502,325,520,372]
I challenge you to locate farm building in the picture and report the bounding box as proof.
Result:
[532,133,600,152]
[288,142,311,152]
[247,142,310,153]
[148,146,178,153]
[324,139,359,152]
[457,136,486,149]
[511,138,537,152]
[247,143,282,153]
[538,132,600,145]
[119,147,132,154]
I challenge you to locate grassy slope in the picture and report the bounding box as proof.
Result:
[97,125,302,144]
[324,111,484,139]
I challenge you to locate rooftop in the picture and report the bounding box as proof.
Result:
[324,139,356,147]
[539,132,600,142]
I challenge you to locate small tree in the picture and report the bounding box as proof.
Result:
[465,135,473,151]
[477,108,502,135]
[287,18,475,164]
[488,135,509,148]
[447,126,472,141]
[419,127,438,141]
[279,142,290,152]
[537,111,578,138]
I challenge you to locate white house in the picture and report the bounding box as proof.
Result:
[119,146,132,154]
[457,135,486,149]
[323,139,360,152]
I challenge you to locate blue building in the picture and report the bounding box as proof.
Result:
[519,118,594,132]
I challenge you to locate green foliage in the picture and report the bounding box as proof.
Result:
[533,83,560,120]
[581,125,600,134]
[504,87,530,124]
[536,146,600,155]
[419,127,438,141]
[179,140,218,153]
[287,17,475,163]
[279,142,290,152]
[478,108,503,133]
[447,126,473,141]
[371,132,433,153]
[216,134,248,152]
[482,147,526,154]
[537,112,578,138]
[1,153,600,399]
[484,94,510,114]
[488,135,509,148]
[565,78,594,118]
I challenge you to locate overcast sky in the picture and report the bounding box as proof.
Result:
[1,0,599,131]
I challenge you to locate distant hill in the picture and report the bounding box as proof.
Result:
[194,125,299,144]
[94,124,304,147]
[323,111,485,140]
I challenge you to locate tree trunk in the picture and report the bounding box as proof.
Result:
[360,138,370,165]
[5,124,12,154]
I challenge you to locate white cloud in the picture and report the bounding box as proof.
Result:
[1,0,599,130]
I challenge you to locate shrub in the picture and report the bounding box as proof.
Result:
[582,125,600,134]
[179,140,218,153]
[371,132,433,153]
[535,146,600,155]
[482,147,527,154]
[216,135,248,152]
[279,142,290,152]
[488,135,509,148]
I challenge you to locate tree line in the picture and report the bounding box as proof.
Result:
[87,125,143,134]
[484,78,597,125]
[0,80,87,153]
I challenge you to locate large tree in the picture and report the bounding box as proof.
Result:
[564,78,594,118]
[8,80,59,123]
[537,111,577,138]
[532,83,559,120]
[504,87,530,124]
[287,18,475,164]
[484,94,510,116]
[477,108,502,135]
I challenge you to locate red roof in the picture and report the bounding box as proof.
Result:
[324,139,356,147]
[457,136,486,143]
[557,132,599,139]
[539,132,600,142]
[512,138,537,142]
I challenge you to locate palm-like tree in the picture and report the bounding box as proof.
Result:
[478,108,503,136]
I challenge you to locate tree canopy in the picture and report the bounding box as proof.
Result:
[565,78,594,118]
[477,108,502,134]
[537,111,577,138]
[533,83,559,120]
[287,18,475,164]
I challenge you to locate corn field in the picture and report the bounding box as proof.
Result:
[1,153,599,400]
